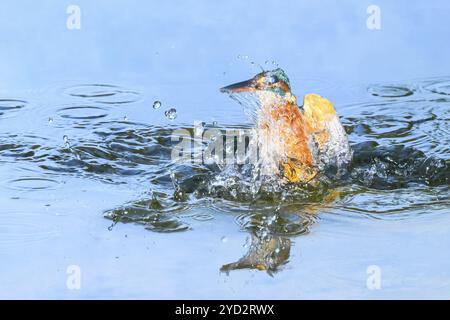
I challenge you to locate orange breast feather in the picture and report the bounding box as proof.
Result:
[265,94,338,183]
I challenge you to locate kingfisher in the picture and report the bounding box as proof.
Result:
[221,68,352,183]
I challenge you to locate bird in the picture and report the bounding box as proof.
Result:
[220,68,352,183]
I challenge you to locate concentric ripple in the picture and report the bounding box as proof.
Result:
[368,85,414,98]
[57,105,108,120]
[424,80,450,96]
[7,176,60,191]
[63,84,141,105]
[0,99,29,118]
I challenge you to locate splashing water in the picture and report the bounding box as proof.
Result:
[164,108,177,120]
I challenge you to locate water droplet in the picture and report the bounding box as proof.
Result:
[173,188,186,201]
[212,121,218,126]
[221,236,228,243]
[194,121,205,136]
[165,108,177,120]
[63,135,70,148]
[243,236,251,248]
[152,100,161,109]
[268,215,277,225]
[123,116,128,121]
[48,117,53,124]
[169,171,178,188]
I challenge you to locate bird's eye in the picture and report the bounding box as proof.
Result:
[267,75,277,85]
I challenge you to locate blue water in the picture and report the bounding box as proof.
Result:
[0,0,449,299]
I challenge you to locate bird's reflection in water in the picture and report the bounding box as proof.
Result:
[220,228,292,275]
[220,191,337,274]
[105,182,341,274]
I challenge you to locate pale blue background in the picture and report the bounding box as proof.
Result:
[1,0,449,91]
[0,1,449,299]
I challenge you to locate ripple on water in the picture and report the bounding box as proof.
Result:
[57,105,109,120]
[0,213,60,251]
[342,99,440,148]
[235,211,315,237]
[336,185,450,220]
[423,80,450,96]
[7,176,60,191]
[367,85,414,98]
[192,212,214,221]
[0,134,53,164]
[0,99,29,118]
[63,84,141,105]
[345,95,450,161]
[104,195,191,233]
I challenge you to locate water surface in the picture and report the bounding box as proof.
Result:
[0,0,449,299]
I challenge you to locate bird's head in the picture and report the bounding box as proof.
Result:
[221,68,292,98]
[221,69,297,121]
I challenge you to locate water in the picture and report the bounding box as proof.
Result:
[0,0,449,299]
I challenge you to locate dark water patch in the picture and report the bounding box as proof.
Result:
[40,123,181,183]
[0,134,53,164]
[0,119,448,207]
[335,185,450,220]
[104,192,190,233]
[350,141,449,189]
[342,98,448,160]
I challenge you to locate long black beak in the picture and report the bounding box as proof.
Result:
[220,78,256,93]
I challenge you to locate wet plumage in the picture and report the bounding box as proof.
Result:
[221,68,352,183]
